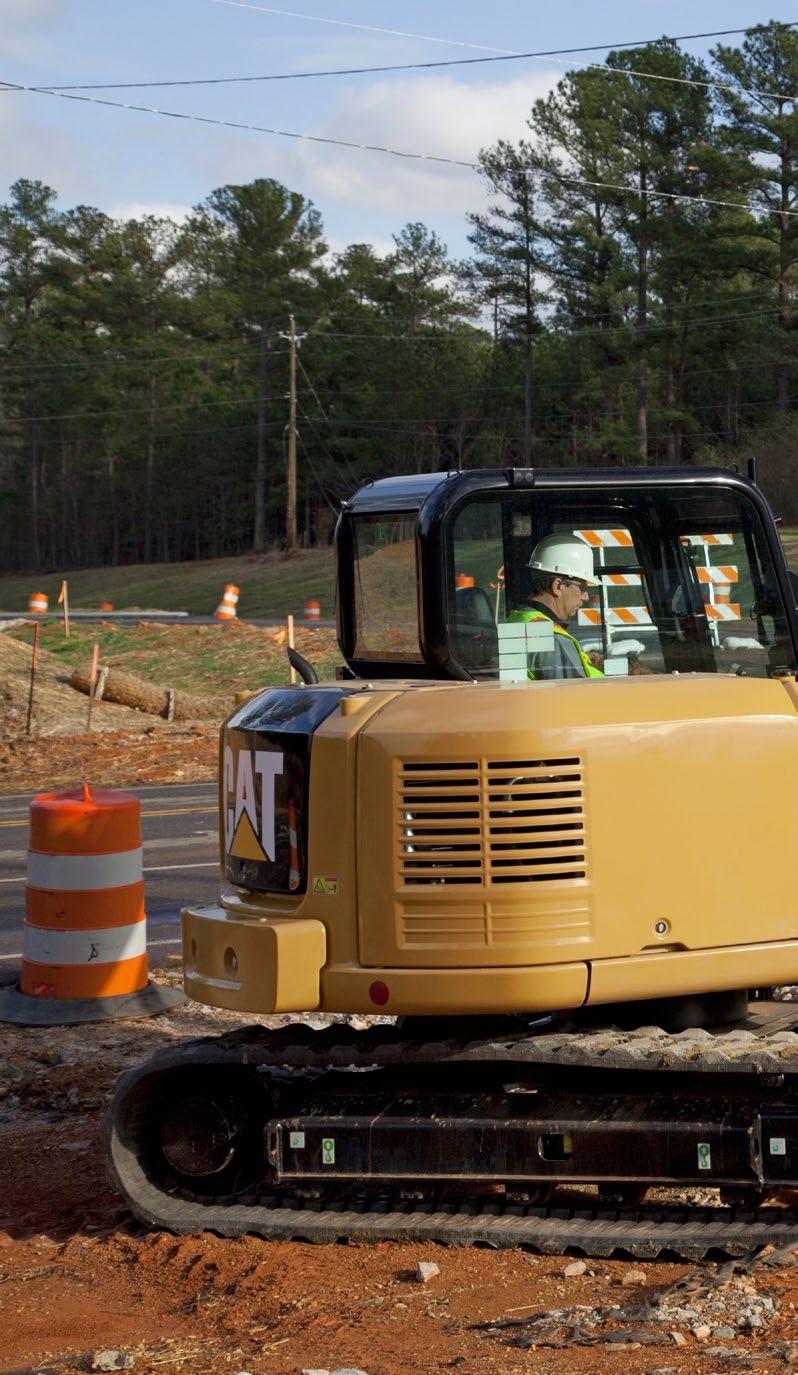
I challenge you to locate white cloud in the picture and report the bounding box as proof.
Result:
[107,200,193,225]
[0,0,63,61]
[0,93,83,200]
[324,230,395,260]
[296,72,560,219]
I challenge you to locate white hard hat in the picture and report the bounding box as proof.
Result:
[528,533,597,585]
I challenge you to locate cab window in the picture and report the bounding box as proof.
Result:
[447,486,794,681]
[351,513,422,661]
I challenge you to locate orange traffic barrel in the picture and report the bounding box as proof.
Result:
[304,598,321,620]
[28,592,48,615]
[0,784,185,1025]
[215,583,240,621]
[100,600,114,612]
[455,573,475,589]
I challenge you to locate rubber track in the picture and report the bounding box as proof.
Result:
[105,1017,798,1260]
[128,1007,798,1080]
[114,1180,798,1262]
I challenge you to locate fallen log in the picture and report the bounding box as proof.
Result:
[70,664,227,721]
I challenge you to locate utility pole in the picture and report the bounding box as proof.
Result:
[287,314,298,553]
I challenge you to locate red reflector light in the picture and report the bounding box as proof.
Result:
[369,980,389,1007]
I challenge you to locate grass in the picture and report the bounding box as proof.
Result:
[0,523,794,623]
[7,621,342,694]
[0,547,336,619]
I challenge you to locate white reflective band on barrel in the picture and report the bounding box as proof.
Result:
[26,848,143,891]
[22,920,147,966]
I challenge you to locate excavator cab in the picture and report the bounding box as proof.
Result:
[336,467,798,684]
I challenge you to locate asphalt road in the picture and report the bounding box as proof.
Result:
[0,781,220,970]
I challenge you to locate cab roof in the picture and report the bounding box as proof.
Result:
[342,466,757,518]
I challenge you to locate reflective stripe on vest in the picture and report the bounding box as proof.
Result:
[508,609,603,679]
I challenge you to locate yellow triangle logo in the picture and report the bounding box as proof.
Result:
[229,810,267,862]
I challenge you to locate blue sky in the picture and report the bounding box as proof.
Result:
[0,1,794,261]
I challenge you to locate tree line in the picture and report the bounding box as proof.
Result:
[3,23,798,572]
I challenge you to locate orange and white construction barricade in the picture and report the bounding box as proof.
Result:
[0,784,185,1025]
[215,583,240,621]
[304,598,321,620]
[27,592,48,615]
[575,528,741,652]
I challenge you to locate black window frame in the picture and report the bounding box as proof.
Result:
[335,467,798,681]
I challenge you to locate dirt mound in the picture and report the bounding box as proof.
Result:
[1,632,160,739]
[0,631,224,740]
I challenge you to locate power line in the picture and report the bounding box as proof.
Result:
[212,0,516,52]
[209,6,798,106]
[7,76,797,225]
[0,344,289,374]
[295,355,361,489]
[295,426,341,513]
[23,20,798,105]
[210,5,797,61]
[0,76,478,166]
[296,351,798,403]
[286,386,798,430]
[306,307,791,343]
[1,393,291,425]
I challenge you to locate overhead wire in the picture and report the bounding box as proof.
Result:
[295,354,361,489]
[209,5,798,62]
[285,386,798,431]
[0,343,288,373]
[304,307,793,342]
[295,426,343,513]
[5,76,796,223]
[209,6,798,104]
[13,21,798,104]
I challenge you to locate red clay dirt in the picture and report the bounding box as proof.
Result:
[0,727,217,795]
[3,982,798,1375]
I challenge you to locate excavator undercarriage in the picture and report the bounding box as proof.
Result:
[106,1001,798,1259]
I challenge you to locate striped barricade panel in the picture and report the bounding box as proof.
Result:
[697,566,739,584]
[580,604,741,626]
[682,534,735,546]
[574,529,634,548]
[578,607,653,626]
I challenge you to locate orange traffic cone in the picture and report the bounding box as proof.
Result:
[215,583,240,620]
[0,783,185,1025]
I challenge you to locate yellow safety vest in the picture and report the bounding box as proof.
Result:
[508,608,604,679]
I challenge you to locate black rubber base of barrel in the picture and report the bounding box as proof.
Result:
[0,979,186,1025]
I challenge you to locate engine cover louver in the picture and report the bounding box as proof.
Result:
[398,758,586,887]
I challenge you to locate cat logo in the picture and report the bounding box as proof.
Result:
[224,745,283,862]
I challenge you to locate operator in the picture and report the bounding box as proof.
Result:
[509,533,603,679]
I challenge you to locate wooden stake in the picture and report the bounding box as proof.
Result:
[25,621,41,736]
[287,613,297,684]
[58,578,69,638]
[86,642,100,731]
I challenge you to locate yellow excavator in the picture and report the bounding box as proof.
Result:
[105,464,798,1259]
